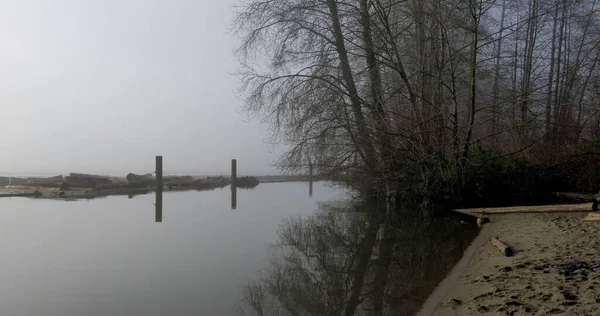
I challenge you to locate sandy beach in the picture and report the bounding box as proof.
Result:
[418,212,600,315]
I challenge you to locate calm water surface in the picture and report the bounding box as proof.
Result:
[0,182,477,316]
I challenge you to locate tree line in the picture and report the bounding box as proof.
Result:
[233,0,600,199]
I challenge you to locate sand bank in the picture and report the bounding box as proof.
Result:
[418,212,600,315]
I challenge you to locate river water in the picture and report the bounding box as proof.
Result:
[0,182,477,316]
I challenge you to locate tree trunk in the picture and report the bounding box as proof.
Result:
[492,0,507,145]
[360,0,390,172]
[520,0,539,142]
[461,0,479,169]
[326,0,378,173]
[553,0,566,141]
[545,1,559,138]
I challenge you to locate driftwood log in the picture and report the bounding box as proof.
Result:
[454,203,594,215]
[0,177,27,186]
[163,176,194,184]
[27,175,64,187]
[65,173,112,188]
[491,237,514,256]
[126,173,155,186]
[0,191,42,198]
[583,213,600,222]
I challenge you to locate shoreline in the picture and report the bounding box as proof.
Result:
[0,174,316,200]
[416,223,493,316]
[417,212,600,315]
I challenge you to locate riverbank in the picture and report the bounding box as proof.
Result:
[418,212,600,315]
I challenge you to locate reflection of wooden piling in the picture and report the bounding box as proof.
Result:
[231,185,237,209]
[155,192,162,222]
[156,156,163,222]
[231,159,237,209]
[308,162,313,197]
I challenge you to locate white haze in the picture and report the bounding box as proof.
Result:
[0,0,280,177]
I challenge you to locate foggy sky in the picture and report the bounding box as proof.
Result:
[0,0,279,176]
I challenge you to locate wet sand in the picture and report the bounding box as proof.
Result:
[418,212,600,315]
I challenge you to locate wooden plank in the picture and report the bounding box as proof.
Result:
[454,203,593,214]
[490,236,513,256]
[583,213,600,222]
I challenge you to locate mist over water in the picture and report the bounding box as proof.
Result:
[0,182,345,316]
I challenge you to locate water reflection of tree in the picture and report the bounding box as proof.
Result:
[239,202,478,316]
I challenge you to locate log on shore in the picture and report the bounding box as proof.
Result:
[0,191,42,198]
[165,176,229,190]
[58,187,150,199]
[453,203,594,215]
[126,173,155,186]
[65,173,112,188]
[163,176,194,184]
[0,186,57,198]
[490,236,514,256]
[583,213,600,222]
[26,175,64,187]
[0,176,27,185]
[69,173,110,179]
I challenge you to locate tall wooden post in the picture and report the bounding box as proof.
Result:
[156,156,163,222]
[231,159,237,187]
[231,159,237,209]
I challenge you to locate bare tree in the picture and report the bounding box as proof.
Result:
[233,0,600,198]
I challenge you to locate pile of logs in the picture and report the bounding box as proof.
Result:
[65,173,112,188]
[126,173,155,187]
[26,175,64,187]
[0,176,27,186]
[164,176,194,184]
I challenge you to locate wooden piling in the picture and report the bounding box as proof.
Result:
[231,159,237,209]
[156,156,163,193]
[231,159,237,187]
[156,156,163,222]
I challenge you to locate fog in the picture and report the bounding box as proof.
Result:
[0,0,279,176]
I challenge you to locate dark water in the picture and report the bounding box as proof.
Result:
[0,182,477,316]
